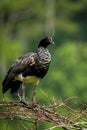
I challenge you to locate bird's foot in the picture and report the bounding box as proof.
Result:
[31,99,40,107]
[21,98,29,105]
[17,92,28,104]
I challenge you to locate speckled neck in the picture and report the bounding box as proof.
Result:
[37,47,51,65]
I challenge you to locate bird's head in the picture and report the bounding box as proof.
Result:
[38,36,55,48]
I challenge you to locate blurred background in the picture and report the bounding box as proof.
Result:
[0,0,87,129]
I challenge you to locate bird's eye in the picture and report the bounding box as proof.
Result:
[48,37,51,43]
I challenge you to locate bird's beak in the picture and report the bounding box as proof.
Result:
[51,39,55,45]
[49,37,55,45]
[52,41,55,45]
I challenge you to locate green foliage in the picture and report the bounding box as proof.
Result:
[0,40,21,63]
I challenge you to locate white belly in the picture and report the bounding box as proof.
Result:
[15,74,40,85]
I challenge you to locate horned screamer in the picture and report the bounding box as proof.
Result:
[2,36,54,103]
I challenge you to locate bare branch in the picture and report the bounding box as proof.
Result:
[0,99,87,130]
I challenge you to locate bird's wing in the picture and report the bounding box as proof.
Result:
[2,52,37,84]
[12,52,37,74]
[2,52,37,93]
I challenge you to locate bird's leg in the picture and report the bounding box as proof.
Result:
[22,83,26,101]
[32,85,37,104]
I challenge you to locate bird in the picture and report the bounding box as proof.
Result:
[2,36,54,103]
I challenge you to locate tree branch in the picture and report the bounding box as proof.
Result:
[0,100,87,130]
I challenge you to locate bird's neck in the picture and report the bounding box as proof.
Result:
[37,47,51,64]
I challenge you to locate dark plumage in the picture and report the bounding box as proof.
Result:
[2,36,54,102]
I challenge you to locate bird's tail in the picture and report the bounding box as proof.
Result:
[2,77,22,94]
